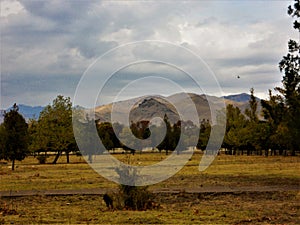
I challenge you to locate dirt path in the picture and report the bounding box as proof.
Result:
[0,185,299,197]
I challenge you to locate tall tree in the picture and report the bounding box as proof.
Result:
[157,114,174,155]
[0,124,6,160]
[261,90,288,155]
[245,88,258,123]
[0,104,29,170]
[97,122,122,151]
[244,88,260,155]
[197,119,211,150]
[223,104,247,155]
[31,95,76,163]
[278,0,300,155]
[73,111,102,163]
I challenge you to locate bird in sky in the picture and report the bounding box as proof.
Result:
[237,75,240,79]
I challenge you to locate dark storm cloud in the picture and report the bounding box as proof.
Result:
[19,0,94,24]
[0,0,294,108]
[1,73,81,96]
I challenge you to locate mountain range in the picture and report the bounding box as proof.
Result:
[223,93,260,102]
[94,92,261,124]
[0,105,44,123]
[0,93,261,123]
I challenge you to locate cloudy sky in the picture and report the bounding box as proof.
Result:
[0,0,297,108]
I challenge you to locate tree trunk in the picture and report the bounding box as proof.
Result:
[66,151,70,164]
[12,159,15,171]
[265,149,268,157]
[52,151,62,164]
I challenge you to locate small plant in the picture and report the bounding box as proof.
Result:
[110,165,156,211]
[36,155,48,164]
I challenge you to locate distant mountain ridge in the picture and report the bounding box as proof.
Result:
[0,105,44,122]
[0,93,261,123]
[223,93,260,102]
[93,92,261,124]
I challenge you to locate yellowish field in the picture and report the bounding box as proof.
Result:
[0,153,299,191]
[1,191,299,224]
[0,153,299,224]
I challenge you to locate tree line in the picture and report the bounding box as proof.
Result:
[0,94,210,169]
[0,85,298,170]
[71,107,211,162]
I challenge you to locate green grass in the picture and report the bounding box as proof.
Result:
[0,160,116,191]
[1,153,299,191]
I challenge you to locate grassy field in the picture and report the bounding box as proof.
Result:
[1,153,299,191]
[0,153,299,224]
[1,191,299,224]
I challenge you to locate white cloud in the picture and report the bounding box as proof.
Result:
[0,1,296,108]
[0,0,24,17]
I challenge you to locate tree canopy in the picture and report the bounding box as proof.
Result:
[0,104,29,170]
[29,95,77,163]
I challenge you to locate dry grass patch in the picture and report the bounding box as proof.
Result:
[1,154,299,192]
[0,191,299,224]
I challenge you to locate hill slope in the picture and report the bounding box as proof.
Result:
[0,93,262,124]
[223,93,260,103]
[94,92,261,124]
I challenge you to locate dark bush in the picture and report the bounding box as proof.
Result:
[113,165,157,210]
[36,155,48,164]
[119,184,153,210]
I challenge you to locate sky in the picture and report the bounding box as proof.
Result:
[0,0,297,108]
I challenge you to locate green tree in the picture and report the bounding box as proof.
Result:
[223,104,247,155]
[173,120,183,154]
[73,111,102,163]
[0,124,6,160]
[97,122,122,151]
[277,0,300,155]
[119,126,136,154]
[0,104,30,170]
[130,121,150,140]
[243,88,260,155]
[261,90,288,155]
[245,88,258,123]
[157,114,175,155]
[31,95,76,163]
[261,90,285,130]
[197,119,211,150]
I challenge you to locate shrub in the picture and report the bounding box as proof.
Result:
[110,165,157,210]
[118,184,153,210]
